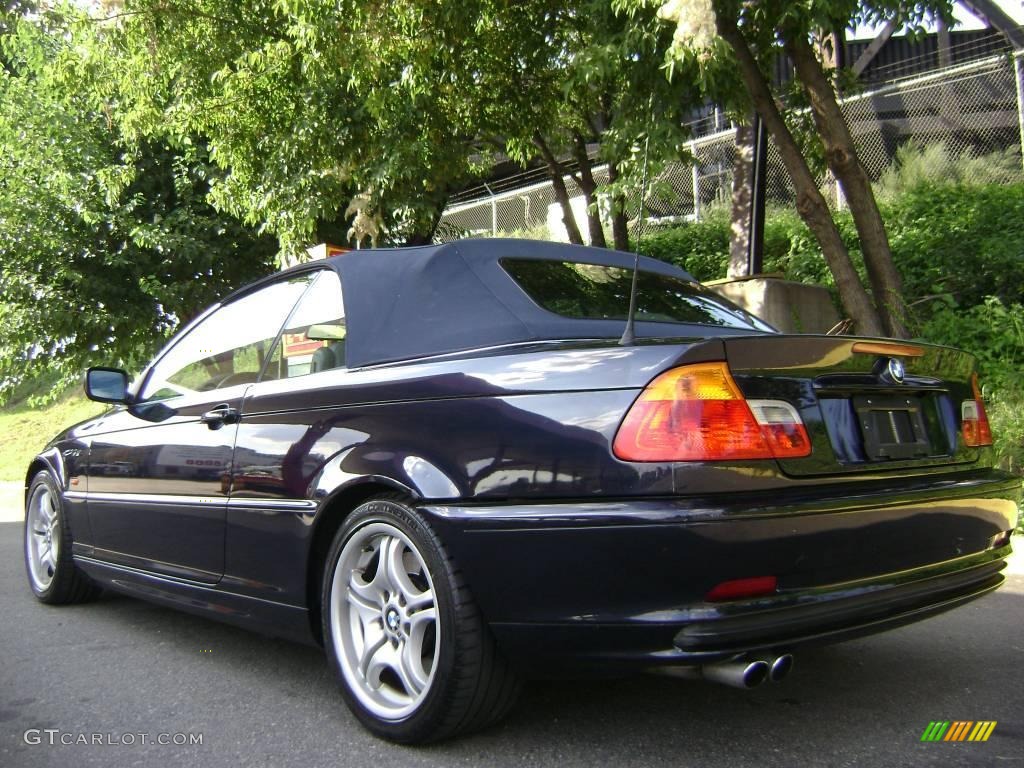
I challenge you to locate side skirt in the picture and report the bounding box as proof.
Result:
[74,555,319,647]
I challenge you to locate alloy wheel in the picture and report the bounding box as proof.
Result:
[329,521,439,720]
[25,483,60,592]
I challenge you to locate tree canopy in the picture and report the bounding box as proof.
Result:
[0,9,276,400]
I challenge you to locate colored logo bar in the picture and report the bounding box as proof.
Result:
[921,721,997,742]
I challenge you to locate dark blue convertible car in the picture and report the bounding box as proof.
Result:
[23,240,1019,742]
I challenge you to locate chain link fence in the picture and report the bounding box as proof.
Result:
[438,53,1024,242]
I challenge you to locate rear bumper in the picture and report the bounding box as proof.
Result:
[673,551,1005,658]
[423,470,1020,673]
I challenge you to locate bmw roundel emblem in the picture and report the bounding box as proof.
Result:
[887,358,906,383]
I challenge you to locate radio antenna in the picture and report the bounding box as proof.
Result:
[619,111,652,347]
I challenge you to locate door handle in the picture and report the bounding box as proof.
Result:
[200,405,240,430]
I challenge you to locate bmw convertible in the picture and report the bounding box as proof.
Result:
[23,240,1020,742]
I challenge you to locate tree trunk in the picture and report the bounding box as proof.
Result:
[607,161,630,251]
[715,15,884,336]
[783,30,908,338]
[571,133,607,247]
[405,228,436,247]
[534,131,583,245]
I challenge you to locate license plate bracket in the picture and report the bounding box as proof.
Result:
[853,395,932,461]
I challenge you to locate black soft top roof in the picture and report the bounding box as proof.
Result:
[319,239,707,368]
[226,239,761,369]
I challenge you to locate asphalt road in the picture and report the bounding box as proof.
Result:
[1,520,1022,768]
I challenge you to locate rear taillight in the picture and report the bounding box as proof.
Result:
[612,362,812,462]
[961,373,993,447]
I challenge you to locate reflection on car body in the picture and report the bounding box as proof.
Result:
[22,239,1019,743]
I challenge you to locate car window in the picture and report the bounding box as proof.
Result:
[139,275,313,401]
[501,258,774,331]
[263,270,347,379]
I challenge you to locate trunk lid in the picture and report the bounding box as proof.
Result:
[722,335,980,477]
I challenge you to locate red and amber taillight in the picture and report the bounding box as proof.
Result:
[612,362,812,462]
[961,373,993,447]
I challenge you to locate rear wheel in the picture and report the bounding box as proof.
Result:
[322,496,521,743]
[24,471,100,604]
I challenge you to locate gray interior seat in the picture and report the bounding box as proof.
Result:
[310,345,336,373]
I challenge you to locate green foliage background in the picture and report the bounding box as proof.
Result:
[0,7,278,403]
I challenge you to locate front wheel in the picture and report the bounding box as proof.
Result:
[322,496,521,743]
[24,470,100,604]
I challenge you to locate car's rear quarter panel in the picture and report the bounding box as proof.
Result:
[224,343,707,607]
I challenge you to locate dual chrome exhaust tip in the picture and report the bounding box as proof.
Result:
[655,653,794,689]
[764,653,793,683]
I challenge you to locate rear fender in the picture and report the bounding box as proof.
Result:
[309,445,452,504]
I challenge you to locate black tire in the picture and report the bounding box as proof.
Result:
[24,470,100,604]
[321,495,521,743]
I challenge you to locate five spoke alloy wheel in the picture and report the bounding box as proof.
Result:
[331,521,439,719]
[23,470,99,604]
[323,496,521,743]
[26,480,60,593]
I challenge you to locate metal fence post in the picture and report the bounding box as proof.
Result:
[1014,52,1024,171]
[692,164,701,221]
[483,182,497,236]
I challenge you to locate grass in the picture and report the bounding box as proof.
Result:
[0,388,105,482]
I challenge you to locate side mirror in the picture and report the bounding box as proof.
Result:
[85,367,130,404]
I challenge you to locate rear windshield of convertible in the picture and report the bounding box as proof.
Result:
[501,259,773,330]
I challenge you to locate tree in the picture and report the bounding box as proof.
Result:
[653,0,952,337]
[502,1,700,250]
[0,13,276,401]
[764,1,951,337]
[69,0,542,252]
[73,1,701,254]
[649,0,881,333]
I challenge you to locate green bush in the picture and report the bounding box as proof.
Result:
[640,214,729,281]
[641,181,1024,310]
[760,208,838,286]
[915,296,1024,383]
[914,295,1024,473]
[640,205,845,285]
[885,182,1024,308]
[875,141,1024,200]
[988,392,1024,478]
